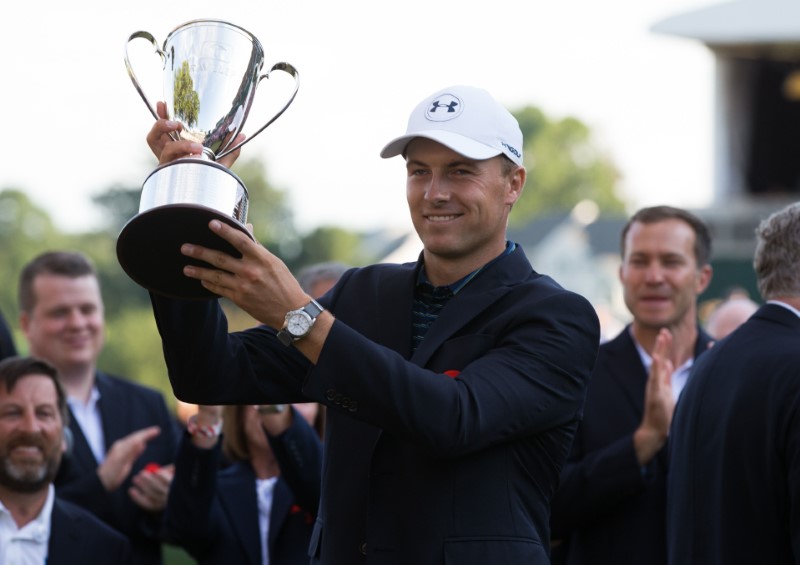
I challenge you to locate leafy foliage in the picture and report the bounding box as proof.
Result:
[510,106,627,225]
[172,61,200,128]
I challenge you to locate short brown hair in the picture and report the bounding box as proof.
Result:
[18,251,97,313]
[621,206,712,266]
[0,356,69,425]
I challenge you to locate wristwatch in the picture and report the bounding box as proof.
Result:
[277,299,324,346]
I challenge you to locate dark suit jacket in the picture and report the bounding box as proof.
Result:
[0,309,16,361]
[165,407,322,564]
[151,245,600,565]
[48,496,131,565]
[54,371,180,565]
[551,326,712,565]
[667,304,800,564]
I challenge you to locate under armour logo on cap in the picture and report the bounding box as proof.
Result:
[380,85,524,167]
[427,95,462,121]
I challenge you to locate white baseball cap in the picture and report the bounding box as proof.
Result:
[380,85,524,166]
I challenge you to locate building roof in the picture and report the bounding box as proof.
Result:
[651,0,800,45]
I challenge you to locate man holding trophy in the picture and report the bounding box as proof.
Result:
[119,19,298,300]
[138,76,600,563]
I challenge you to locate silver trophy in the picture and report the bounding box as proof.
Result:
[117,19,299,299]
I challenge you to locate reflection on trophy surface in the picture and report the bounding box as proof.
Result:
[117,19,299,300]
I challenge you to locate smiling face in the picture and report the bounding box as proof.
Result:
[620,218,711,333]
[405,138,524,282]
[0,374,65,494]
[20,275,105,376]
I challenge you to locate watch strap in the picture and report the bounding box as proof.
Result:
[277,299,325,346]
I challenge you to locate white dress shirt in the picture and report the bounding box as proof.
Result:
[256,476,278,565]
[0,484,55,565]
[67,386,106,463]
[633,336,695,401]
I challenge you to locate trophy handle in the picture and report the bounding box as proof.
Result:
[217,62,300,159]
[124,31,170,126]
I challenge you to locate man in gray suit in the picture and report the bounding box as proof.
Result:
[667,202,800,564]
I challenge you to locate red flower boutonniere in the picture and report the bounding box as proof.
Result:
[443,370,461,378]
[290,504,314,525]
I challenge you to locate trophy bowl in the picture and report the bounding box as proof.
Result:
[117,19,299,300]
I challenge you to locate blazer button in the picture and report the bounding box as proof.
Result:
[359,542,367,555]
[325,389,336,401]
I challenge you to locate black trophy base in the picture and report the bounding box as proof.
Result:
[116,204,253,300]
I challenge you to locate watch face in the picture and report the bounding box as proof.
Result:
[287,312,312,337]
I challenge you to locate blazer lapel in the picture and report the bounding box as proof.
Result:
[604,325,717,418]
[94,373,128,446]
[66,414,98,469]
[218,463,262,565]
[602,329,649,416]
[411,247,533,367]
[47,499,79,565]
[373,260,418,360]
[267,478,293,553]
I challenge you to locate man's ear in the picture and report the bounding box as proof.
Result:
[61,427,73,457]
[506,167,526,206]
[696,264,713,295]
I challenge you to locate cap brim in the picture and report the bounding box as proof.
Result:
[380,130,502,161]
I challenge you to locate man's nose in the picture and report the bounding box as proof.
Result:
[424,173,450,202]
[19,410,41,432]
[644,263,665,283]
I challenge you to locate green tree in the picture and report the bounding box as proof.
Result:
[0,189,63,325]
[98,307,177,410]
[231,157,297,253]
[92,184,141,236]
[509,106,626,225]
[173,60,200,128]
[294,226,373,269]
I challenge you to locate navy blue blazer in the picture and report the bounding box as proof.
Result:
[0,309,16,361]
[48,496,132,565]
[667,304,800,564]
[151,246,600,565]
[165,407,322,564]
[54,371,180,565]
[551,326,712,565]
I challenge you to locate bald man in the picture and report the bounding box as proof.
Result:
[705,297,759,340]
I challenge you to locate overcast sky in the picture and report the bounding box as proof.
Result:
[0,0,717,235]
